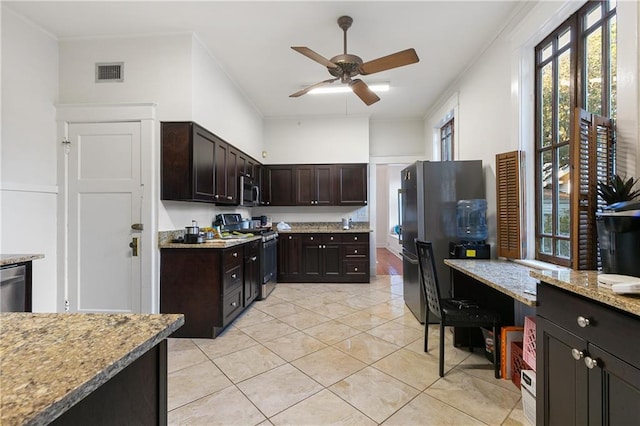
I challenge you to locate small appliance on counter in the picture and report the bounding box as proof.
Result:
[596,200,640,278]
[450,199,490,259]
[184,220,204,244]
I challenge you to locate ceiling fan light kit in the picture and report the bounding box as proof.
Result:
[308,82,390,95]
[290,15,419,106]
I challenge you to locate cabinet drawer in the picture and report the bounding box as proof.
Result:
[223,247,243,268]
[222,287,243,326]
[538,282,640,366]
[324,234,341,243]
[302,234,321,244]
[344,260,368,276]
[344,244,367,257]
[223,264,243,294]
[343,233,369,243]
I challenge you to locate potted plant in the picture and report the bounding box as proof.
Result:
[596,175,640,275]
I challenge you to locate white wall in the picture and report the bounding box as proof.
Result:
[370,119,424,157]
[263,116,369,164]
[1,8,59,312]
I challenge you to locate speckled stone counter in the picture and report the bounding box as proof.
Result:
[276,222,372,233]
[0,312,184,425]
[530,269,640,317]
[0,254,44,267]
[444,259,538,306]
[159,235,262,249]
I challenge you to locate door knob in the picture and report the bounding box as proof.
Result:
[131,223,144,231]
[129,237,139,256]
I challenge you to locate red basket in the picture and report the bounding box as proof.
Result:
[523,316,537,371]
[511,341,526,388]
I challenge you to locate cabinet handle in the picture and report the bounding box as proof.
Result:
[215,195,220,199]
[330,236,334,240]
[571,348,585,360]
[231,273,237,279]
[354,267,358,272]
[233,252,238,257]
[250,256,257,261]
[354,249,358,254]
[227,195,233,200]
[354,236,358,241]
[231,301,237,307]
[584,356,599,369]
[577,316,591,328]
[288,236,292,240]
[310,237,314,241]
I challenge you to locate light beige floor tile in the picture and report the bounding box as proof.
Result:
[339,296,383,309]
[334,333,401,364]
[364,301,408,320]
[503,398,527,426]
[349,289,395,303]
[253,301,307,318]
[239,318,299,343]
[336,311,390,331]
[262,331,327,362]
[306,301,359,319]
[403,332,473,373]
[366,320,424,346]
[291,346,367,386]
[372,348,442,391]
[193,328,258,359]
[167,360,233,410]
[253,294,286,307]
[167,338,209,373]
[424,369,521,425]
[168,385,266,426]
[457,352,521,393]
[303,320,362,345]
[237,364,323,418]
[269,287,308,302]
[278,310,331,330]
[391,312,424,330]
[382,392,484,425]
[330,366,420,424]
[213,344,286,383]
[232,307,276,328]
[270,389,376,426]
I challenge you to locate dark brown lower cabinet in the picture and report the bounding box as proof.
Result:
[244,240,260,306]
[537,282,640,425]
[161,246,247,338]
[279,232,369,283]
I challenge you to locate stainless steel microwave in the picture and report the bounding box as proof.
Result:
[239,174,260,206]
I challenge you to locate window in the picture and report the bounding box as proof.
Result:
[534,0,616,267]
[440,117,454,161]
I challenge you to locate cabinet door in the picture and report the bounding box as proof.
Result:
[278,234,301,281]
[301,235,322,279]
[537,316,589,426]
[192,126,216,201]
[295,165,315,205]
[315,165,334,206]
[214,139,229,203]
[336,164,367,205]
[244,241,260,306]
[267,166,295,206]
[227,147,238,204]
[587,344,640,425]
[323,242,342,277]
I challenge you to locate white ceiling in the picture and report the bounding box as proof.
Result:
[4,1,527,120]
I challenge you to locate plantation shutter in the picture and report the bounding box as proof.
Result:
[571,108,615,270]
[496,150,525,259]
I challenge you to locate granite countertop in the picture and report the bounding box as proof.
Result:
[277,228,372,233]
[444,259,538,306]
[530,269,640,317]
[1,254,44,267]
[0,312,184,426]
[159,235,262,249]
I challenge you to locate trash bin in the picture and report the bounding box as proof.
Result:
[596,201,640,278]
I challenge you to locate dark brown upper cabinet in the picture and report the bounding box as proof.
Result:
[265,166,295,206]
[295,164,334,206]
[335,164,368,206]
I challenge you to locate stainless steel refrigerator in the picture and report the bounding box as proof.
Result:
[398,160,485,323]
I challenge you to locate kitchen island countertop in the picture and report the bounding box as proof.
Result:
[0,254,44,266]
[0,312,184,425]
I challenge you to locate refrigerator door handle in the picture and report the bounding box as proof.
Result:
[401,250,419,265]
[397,188,404,244]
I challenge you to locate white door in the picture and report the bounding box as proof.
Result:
[67,122,142,313]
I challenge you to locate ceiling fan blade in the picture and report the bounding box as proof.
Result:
[291,46,338,69]
[359,48,419,75]
[289,78,340,98]
[349,79,380,106]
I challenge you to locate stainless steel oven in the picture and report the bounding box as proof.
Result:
[260,232,278,299]
[239,174,260,207]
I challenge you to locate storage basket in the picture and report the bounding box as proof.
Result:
[511,341,526,388]
[523,316,537,371]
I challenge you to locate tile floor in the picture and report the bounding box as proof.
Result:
[167,276,527,425]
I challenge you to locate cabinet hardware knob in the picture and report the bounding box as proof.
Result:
[215,195,220,199]
[354,237,358,240]
[227,195,232,200]
[577,316,591,328]
[231,274,237,279]
[584,356,599,369]
[233,252,238,257]
[231,302,237,307]
[289,236,292,240]
[310,237,314,240]
[571,348,585,360]
[330,237,334,240]
[354,249,358,254]
[354,267,358,272]
[250,256,257,261]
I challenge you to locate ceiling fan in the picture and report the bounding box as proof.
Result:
[290,15,419,106]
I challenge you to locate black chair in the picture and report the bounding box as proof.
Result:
[415,239,501,378]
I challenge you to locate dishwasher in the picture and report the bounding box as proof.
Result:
[1,264,26,312]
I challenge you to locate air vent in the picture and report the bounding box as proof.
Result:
[95,62,124,82]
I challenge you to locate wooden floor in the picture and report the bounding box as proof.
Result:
[376,248,403,275]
